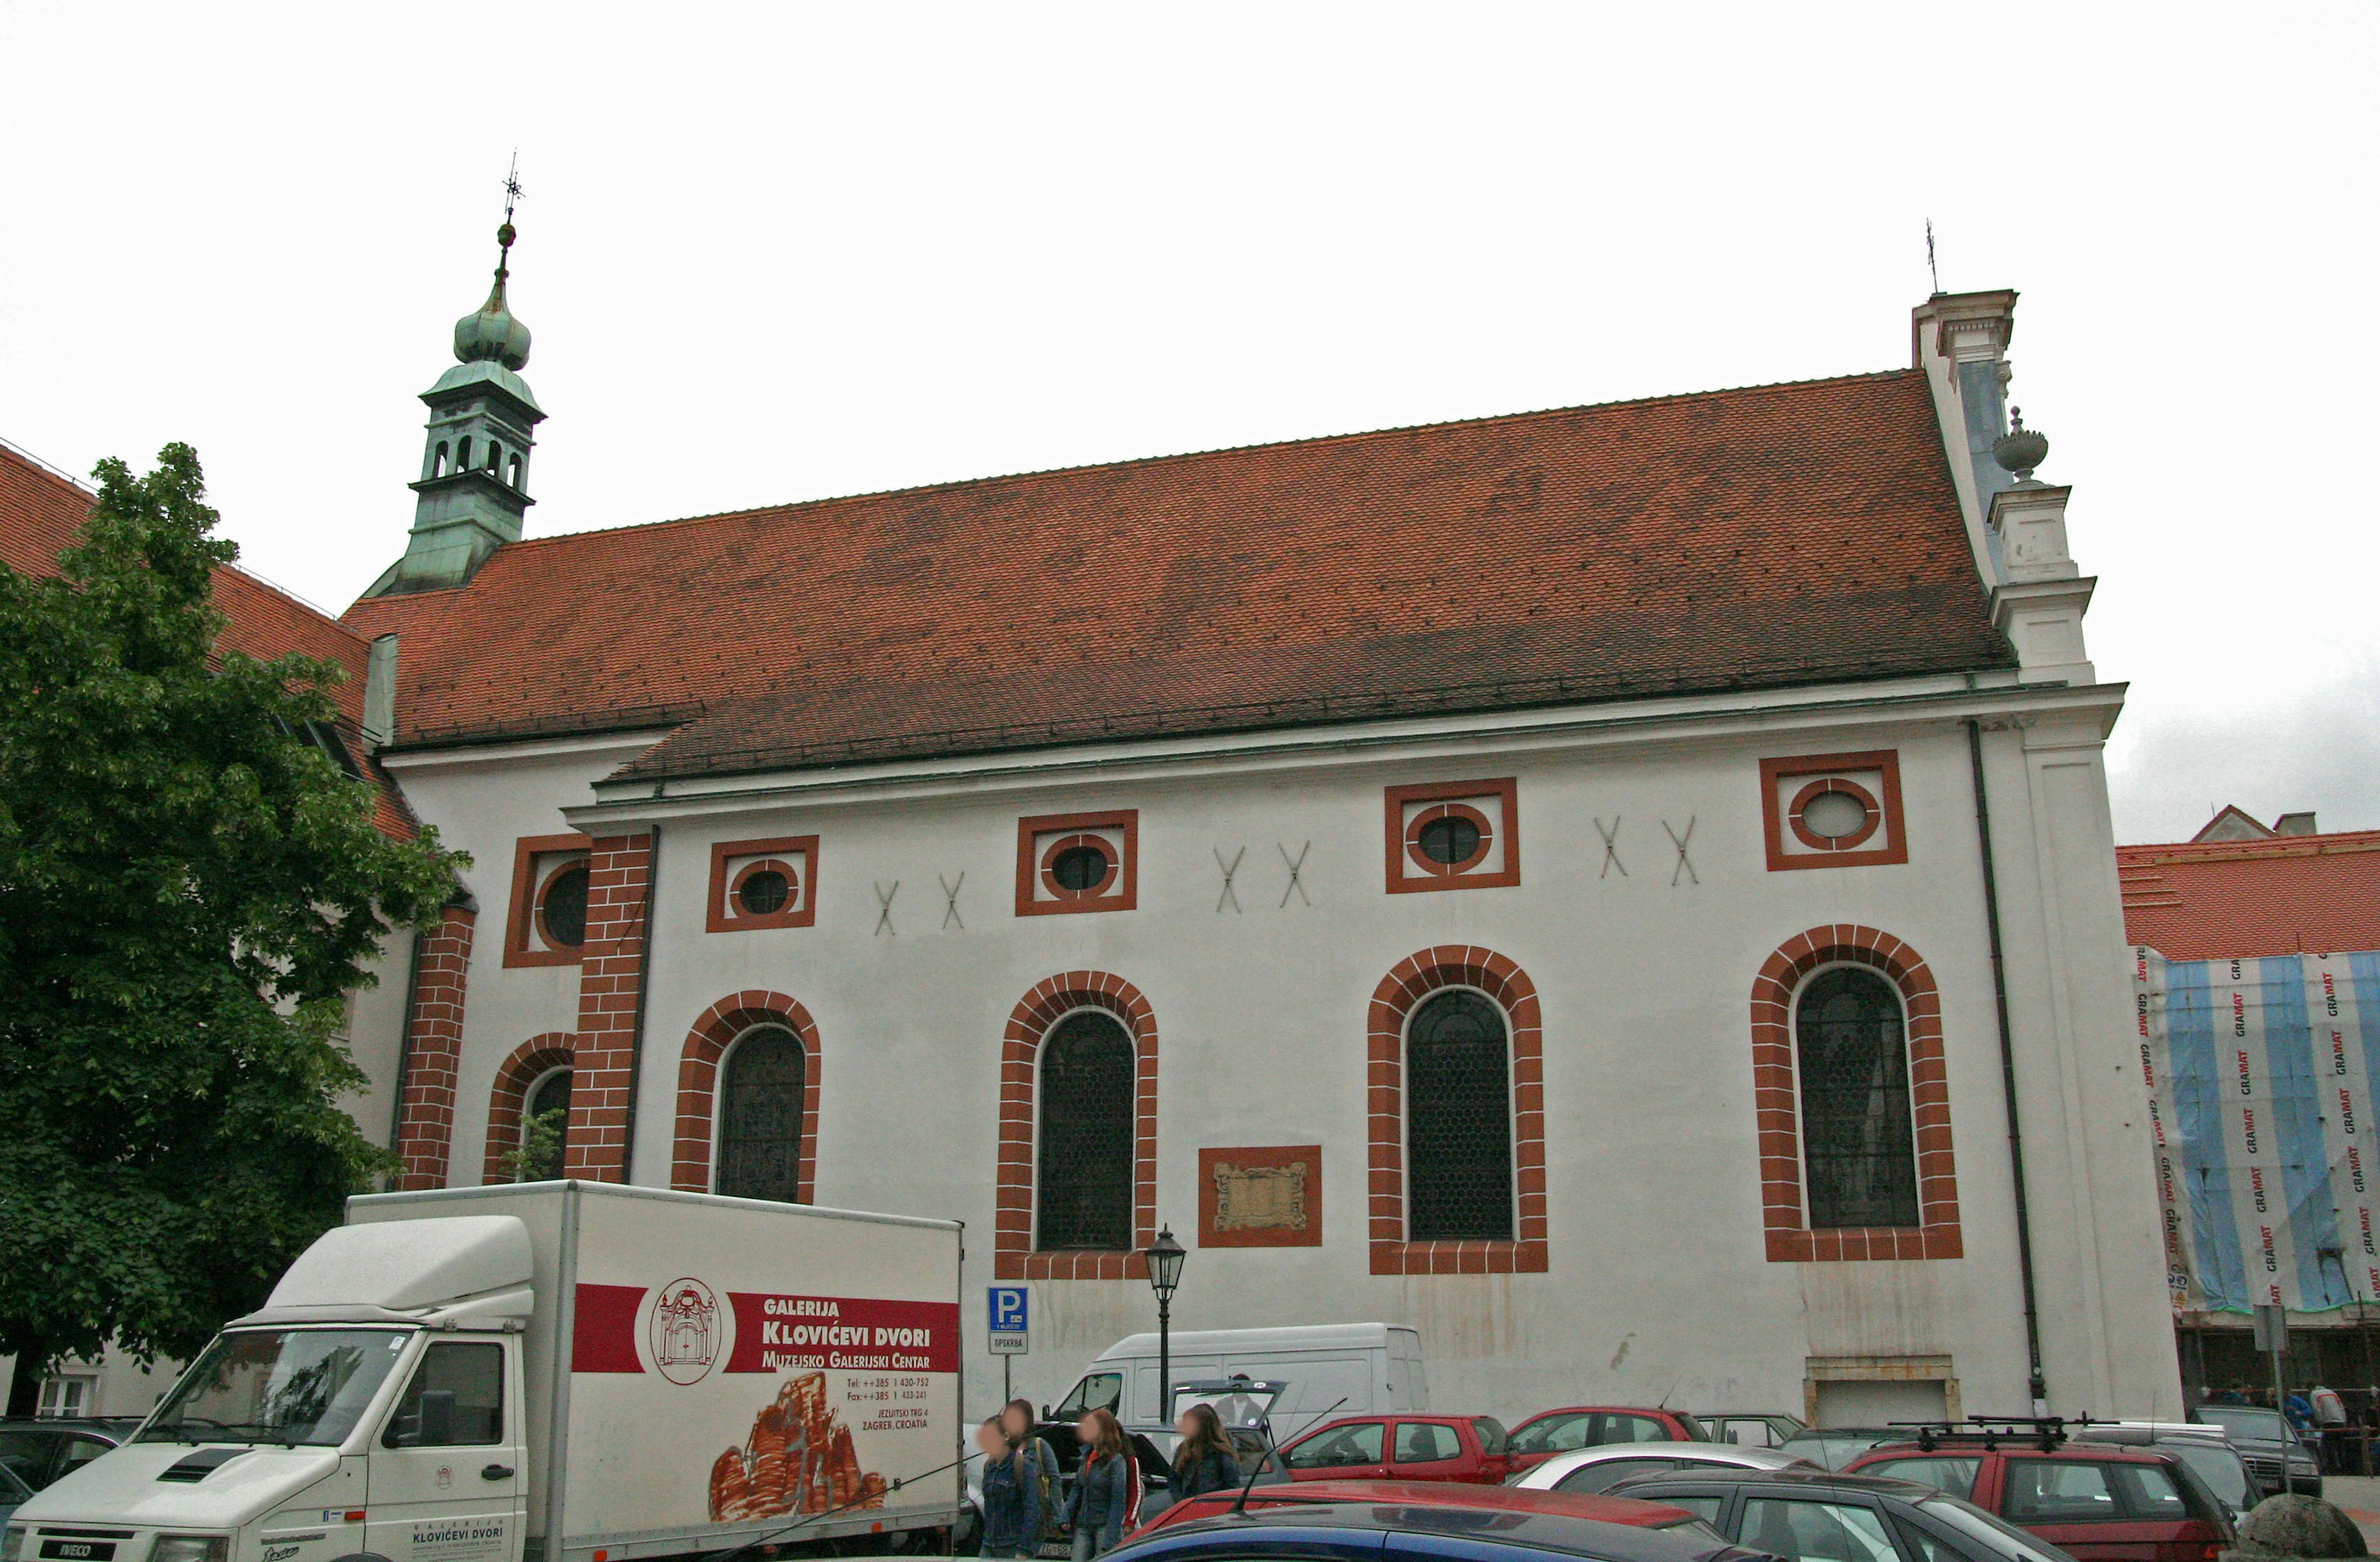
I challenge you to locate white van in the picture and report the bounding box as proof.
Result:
[1048,1323,1425,1440]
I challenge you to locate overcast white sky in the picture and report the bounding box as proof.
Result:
[2,3,2373,844]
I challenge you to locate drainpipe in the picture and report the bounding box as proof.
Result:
[618,825,660,1183]
[1968,717,2050,1413]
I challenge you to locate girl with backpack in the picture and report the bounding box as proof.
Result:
[976,1416,1042,1559]
[1169,1403,1241,1503]
[1000,1400,1062,1554]
[1065,1406,1139,1560]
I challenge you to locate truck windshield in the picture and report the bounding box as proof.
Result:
[139,1328,411,1446]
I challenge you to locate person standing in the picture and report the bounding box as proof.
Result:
[977,1417,1042,1560]
[1170,1403,1242,1504]
[1002,1400,1062,1553]
[1066,1407,1140,1560]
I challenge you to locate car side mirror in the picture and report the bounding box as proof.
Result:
[1042,1405,1054,1421]
[418,1390,456,1447]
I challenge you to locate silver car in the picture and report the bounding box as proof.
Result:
[1510,1441,1820,1494]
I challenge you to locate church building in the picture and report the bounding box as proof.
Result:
[318,222,2182,1424]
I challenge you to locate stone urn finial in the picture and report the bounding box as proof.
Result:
[2221,1492,2370,1562]
[1993,406,2050,483]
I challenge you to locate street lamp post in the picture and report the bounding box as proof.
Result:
[1145,1226,1186,1428]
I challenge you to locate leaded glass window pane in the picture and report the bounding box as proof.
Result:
[718,1025,806,1203]
[516,1068,570,1182]
[1796,968,1919,1227]
[1407,990,1514,1241]
[1038,1011,1134,1250]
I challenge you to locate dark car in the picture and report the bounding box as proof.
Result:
[0,1418,139,1493]
[1277,1416,1512,1486]
[1609,1468,2084,1562]
[1509,1409,1711,1471]
[1107,1487,1772,1562]
[2187,1407,2320,1499]
[1134,1477,1729,1540]
[1844,1439,2231,1562]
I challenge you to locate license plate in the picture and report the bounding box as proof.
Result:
[41,1543,117,1561]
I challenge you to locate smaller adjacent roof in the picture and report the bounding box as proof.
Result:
[2118,830,2380,960]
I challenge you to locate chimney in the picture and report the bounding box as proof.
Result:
[363,633,399,750]
[2274,812,2319,837]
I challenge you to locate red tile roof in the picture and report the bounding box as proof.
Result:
[343,368,2015,776]
[0,441,416,839]
[2117,832,2380,960]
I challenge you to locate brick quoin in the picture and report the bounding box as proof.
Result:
[392,905,477,1191]
[671,992,822,1200]
[994,973,1158,1282]
[565,833,653,1182]
[481,1033,576,1185]
[1367,947,1549,1276]
[1751,924,1963,1263]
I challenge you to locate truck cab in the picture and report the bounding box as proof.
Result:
[7,1217,534,1562]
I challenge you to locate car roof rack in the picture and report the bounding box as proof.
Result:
[1890,1416,2069,1454]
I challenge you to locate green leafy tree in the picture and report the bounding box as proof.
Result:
[0,445,465,1408]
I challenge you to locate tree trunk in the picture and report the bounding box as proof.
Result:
[4,1342,48,1417]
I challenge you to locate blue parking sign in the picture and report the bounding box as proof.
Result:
[989,1285,1028,1334]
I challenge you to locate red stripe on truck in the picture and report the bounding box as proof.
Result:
[724,1293,962,1373]
[573,1282,649,1372]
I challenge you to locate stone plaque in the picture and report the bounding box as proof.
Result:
[1198,1145,1323,1247]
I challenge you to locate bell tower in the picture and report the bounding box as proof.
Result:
[367,175,545,596]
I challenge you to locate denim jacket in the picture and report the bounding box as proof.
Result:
[1066,1449,1136,1547]
[981,1444,1042,1553]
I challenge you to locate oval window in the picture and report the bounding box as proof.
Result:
[737,867,792,916]
[1417,815,1481,866]
[1800,790,1870,840]
[538,864,589,949]
[1051,843,1111,894]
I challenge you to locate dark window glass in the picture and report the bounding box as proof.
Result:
[1051,843,1111,894]
[1406,991,1513,1241]
[516,1068,570,1182]
[738,868,791,916]
[1796,968,1918,1228]
[1287,1421,1383,1469]
[383,1341,503,1447]
[1395,1422,1460,1462]
[716,1026,806,1202]
[1559,1457,1676,1494]
[1417,815,1480,865]
[1509,1411,1593,1455]
[2001,1461,2123,1524]
[1038,1012,1134,1248]
[1740,1496,1902,1562]
[539,864,589,949]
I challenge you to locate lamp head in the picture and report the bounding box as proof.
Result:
[1145,1226,1186,1301]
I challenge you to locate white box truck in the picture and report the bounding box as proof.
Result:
[1049,1324,1427,1440]
[6,1183,964,1562]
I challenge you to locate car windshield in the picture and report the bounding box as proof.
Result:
[2195,1407,2290,1444]
[1173,1383,1281,1429]
[138,1328,411,1446]
[1920,1496,2080,1562]
[2167,1442,2250,1511]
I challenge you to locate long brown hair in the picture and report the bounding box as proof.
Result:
[1174,1402,1229,1471]
[1079,1405,1126,1460]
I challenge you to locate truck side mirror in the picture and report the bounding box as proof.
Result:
[418,1389,457,1447]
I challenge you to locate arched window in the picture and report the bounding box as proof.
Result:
[432,441,449,478]
[487,442,502,473]
[514,1067,571,1182]
[1795,967,1919,1228]
[1406,990,1514,1241]
[507,452,523,488]
[715,1025,808,1203]
[458,436,474,471]
[1036,1011,1135,1250]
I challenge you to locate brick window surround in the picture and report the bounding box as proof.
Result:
[505,832,594,968]
[565,831,654,1182]
[1753,924,1962,1261]
[1367,947,1548,1275]
[670,991,823,1201]
[995,973,1158,1280]
[481,1034,576,1185]
[392,904,477,1191]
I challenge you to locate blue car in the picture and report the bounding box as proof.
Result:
[1105,1492,1775,1562]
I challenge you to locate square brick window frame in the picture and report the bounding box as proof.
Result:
[504,831,594,968]
[1383,779,1521,894]
[481,1033,577,1185]
[668,991,822,1203]
[1752,924,1962,1261]
[1367,946,1547,1275]
[1015,811,1140,917]
[705,836,821,933]
[1758,751,1908,873]
[994,972,1158,1280]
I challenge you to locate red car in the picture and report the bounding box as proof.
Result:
[1846,1437,2232,1562]
[1135,1476,1717,1538]
[1507,1407,1709,1472]
[1274,1413,1512,1484]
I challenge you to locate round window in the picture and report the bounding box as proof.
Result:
[737,867,793,916]
[1800,791,1869,839]
[1051,843,1112,894]
[538,863,589,948]
[1417,815,1482,866]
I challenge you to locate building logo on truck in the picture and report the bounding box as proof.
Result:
[650,1276,723,1384]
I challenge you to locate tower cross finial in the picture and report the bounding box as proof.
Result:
[495,155,524,281]
[1925,217,1941,296]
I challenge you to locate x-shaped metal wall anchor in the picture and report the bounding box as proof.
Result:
[1593,816,1628,879]
[873,880,899,936]
[1279,841,1311,907]
[1214,846,1245,913]
[1664,817,1698,886]
[938,871,965,929]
